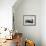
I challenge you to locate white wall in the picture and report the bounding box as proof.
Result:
[41,0,46,46]
[0,0,16,30]
[13,0,46,46]
[13,0,41,46]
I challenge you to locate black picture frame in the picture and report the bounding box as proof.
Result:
[23,15,36,26]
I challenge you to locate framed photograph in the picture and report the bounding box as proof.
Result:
[23,15,36,26]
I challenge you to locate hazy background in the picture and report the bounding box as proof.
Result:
[0,0,46,46]
[0,0,16,29]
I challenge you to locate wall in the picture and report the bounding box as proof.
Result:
[41,0,46,46]
[13,0,41,46]
[0,0,16,30]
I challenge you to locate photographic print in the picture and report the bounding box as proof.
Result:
[23,15,36,26]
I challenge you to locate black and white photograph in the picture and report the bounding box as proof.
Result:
[23,15,36,26]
